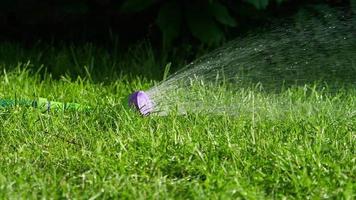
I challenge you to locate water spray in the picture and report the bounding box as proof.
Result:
[128,8,356,116]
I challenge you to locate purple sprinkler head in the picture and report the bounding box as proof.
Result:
[128,91,153,116]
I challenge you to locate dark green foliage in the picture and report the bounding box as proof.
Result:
[133,0,354,46]
[0,0,352,47]
[154,1,237,46]
[352,0,356,13]
[156,1,182,49]
[156,0,239,47]
[245,0,270,9]
[120,0,341,46]
[185,3,226,45]
[209,1,238,27]
[60,2,89,14]
[120,0,156,13]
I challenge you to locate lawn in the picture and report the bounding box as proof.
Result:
[0,44,355,199]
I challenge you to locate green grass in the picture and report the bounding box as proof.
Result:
[0,44,355,199]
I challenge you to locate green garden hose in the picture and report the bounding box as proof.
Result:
[0,97,89,112]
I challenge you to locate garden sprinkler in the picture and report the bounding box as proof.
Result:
[128,91,153,116]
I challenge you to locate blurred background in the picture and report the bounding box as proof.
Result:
[0,0,354,80]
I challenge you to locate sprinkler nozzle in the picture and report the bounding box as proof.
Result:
[128,91,153,116]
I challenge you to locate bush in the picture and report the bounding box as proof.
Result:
[121,0,288,47]
[0,0,352,47]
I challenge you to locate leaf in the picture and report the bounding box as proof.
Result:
[156,1,182,48]
[209,1,237,27]
[245,0,269,10]
[120,0,155,13]
[185,4,224,45]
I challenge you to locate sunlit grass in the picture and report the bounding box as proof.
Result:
[0,63,354,199]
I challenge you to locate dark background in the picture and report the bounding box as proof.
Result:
[0,0,353,47]
[0,0,354,79]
